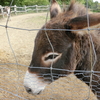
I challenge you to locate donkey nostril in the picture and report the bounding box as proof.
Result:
[28,89,31,93]
[37,90,42,95]
[26,88,32,93]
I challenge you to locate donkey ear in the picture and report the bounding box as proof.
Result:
[65,13,100,31]
[50,0,61,19]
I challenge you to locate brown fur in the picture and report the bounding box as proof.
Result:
[29,0,100,99]
[50,0,61,19]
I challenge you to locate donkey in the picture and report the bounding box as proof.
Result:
[24,0,100,98]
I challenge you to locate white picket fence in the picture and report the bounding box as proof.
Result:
[0,5,50,18]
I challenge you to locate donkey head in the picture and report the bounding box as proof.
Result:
[24,0,100,95]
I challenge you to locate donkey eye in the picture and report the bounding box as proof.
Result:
[45,54,58,61]
[42,52,62,66]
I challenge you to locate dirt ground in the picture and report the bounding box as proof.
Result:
[0,13,98,100]
[0,13,48,100]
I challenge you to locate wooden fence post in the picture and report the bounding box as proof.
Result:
[47,5,49,11]
[35,5,38,13]
[0,5,4,18]
[14,5,17,15]
[1,7,4,18]
[24,5,27,13]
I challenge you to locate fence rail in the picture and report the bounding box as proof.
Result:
[0,5,100,18]
[0,5,50,18]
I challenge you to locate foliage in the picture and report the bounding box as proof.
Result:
[24,0,49,6]
[0,0,99,8]
[55,0,93,5]
[0,0,25,6]
[0,0,49,6]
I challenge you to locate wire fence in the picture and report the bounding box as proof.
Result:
[0,0,100,100]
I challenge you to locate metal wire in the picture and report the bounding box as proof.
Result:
[86,0,93,99]
[44,0,55,82]
[3,0,20,99]
[0,88,28,100]
[0,24,100,31]
[86,0,98,99]
[0,0,100,99]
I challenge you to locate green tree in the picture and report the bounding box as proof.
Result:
[0,0,25,6]
[0,0,49,6]
[23,0,49,6]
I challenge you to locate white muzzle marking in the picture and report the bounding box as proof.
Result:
[24,71,48,95]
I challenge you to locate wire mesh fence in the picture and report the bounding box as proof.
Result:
[0,0,100,100]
